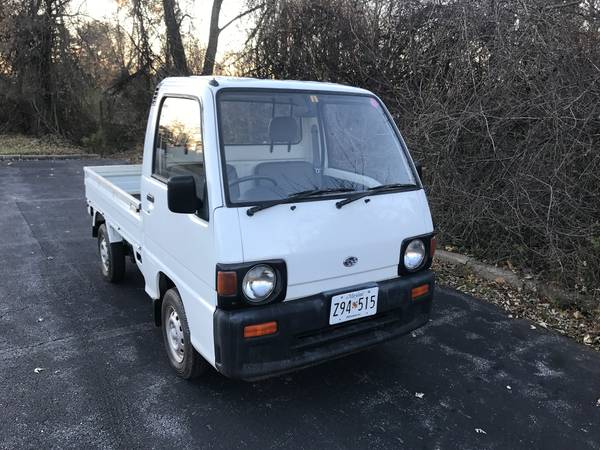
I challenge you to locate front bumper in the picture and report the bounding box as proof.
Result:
[213,270,434,381]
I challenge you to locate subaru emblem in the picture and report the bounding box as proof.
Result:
[343,256,358,267]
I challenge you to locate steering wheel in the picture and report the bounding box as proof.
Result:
[229,175,278,188]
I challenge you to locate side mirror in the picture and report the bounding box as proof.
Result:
[167,175,202,214]
[415,162,423,180]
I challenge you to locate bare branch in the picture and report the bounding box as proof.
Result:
[219,4,264,32]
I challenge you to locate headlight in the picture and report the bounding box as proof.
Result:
[404,239,426,271]
[242,264,276,302]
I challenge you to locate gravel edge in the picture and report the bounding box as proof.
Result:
[436,250,574,306]
[434,251,599,351]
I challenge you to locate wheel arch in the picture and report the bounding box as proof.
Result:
[154,272,176,326]
[92,211,105,238]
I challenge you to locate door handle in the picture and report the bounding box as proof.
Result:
[146,193,155,203]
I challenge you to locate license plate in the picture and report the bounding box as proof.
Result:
[329,287,379,325]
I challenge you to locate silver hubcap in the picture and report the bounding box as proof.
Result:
[99,238,109,273]
[166,307,185,364]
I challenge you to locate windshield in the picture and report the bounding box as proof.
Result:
[217,90,417,205]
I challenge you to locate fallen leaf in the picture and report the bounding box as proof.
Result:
[415,392,425,399]
[538,322,548,329]
[33,367,45,374]
[596,399,600,407]
[475,428,487,434]
[37,317,44,323]
[530,325,537,330]
[506,385,512,390]
[573,311,583,319]
[583,335,593,345]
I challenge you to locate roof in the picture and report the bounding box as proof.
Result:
[158,76,372,95]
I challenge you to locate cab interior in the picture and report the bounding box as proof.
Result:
[223,113,370,204]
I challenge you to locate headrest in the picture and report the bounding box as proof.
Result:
[269,116,299,143]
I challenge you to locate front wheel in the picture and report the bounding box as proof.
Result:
[97,224,125,283]
[161,288,207,379]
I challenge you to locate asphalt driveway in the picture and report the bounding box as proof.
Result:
[0,159,599,449]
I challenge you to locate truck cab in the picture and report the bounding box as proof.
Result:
[84,76,436,381]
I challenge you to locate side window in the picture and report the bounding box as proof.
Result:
[154,97,204,181]
[153,96,208,220]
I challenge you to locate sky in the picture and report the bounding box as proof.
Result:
[73,0,252,58]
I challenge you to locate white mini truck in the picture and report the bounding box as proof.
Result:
[84,77,436,380]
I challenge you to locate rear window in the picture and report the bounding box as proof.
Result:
[219,98,302,145]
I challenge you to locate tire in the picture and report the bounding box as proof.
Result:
[97,223,126,283]
[161,288,207,379]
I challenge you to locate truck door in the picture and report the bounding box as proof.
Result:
[140,95,215,359]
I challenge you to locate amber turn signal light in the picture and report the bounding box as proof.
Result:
[430,236,437,258]
[217,271,237,296]
[411,284,430,300]
[244,321,278,338]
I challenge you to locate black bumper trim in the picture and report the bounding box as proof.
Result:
[213,270,434,381]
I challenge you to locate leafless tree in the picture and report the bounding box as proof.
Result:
[201,0,263,75]
[162,0,189,75]
[0,0,598,306]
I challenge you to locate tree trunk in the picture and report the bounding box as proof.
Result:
[162,0,189,75]
[29,0,57,134]
[202,0,224,76]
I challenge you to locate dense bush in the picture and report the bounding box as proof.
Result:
[243,0,600,306]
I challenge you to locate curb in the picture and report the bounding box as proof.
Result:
[0,153,100,161]
[435,249,575,307]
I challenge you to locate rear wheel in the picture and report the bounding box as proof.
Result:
[161,288,207,379]
[97,224,126,283]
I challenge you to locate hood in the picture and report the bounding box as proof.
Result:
[236,190,434,300]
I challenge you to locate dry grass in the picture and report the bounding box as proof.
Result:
[0,134,86,155]
[109,145,144,163]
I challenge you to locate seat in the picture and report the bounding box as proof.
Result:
[269,116,300,143]
[254,161,318,196]
[167,163,205,198]
[167,163,241,203]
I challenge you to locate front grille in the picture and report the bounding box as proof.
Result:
[292,309,404,352]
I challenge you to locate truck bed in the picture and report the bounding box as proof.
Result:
[84,164,143,250]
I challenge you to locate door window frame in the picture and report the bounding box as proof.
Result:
[152,94,205,183]
[151,93,209,222]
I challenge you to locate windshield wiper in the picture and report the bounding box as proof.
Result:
[246,187,354,216]
[335,183,417,209]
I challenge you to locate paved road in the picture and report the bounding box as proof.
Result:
[0,159,599,450]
